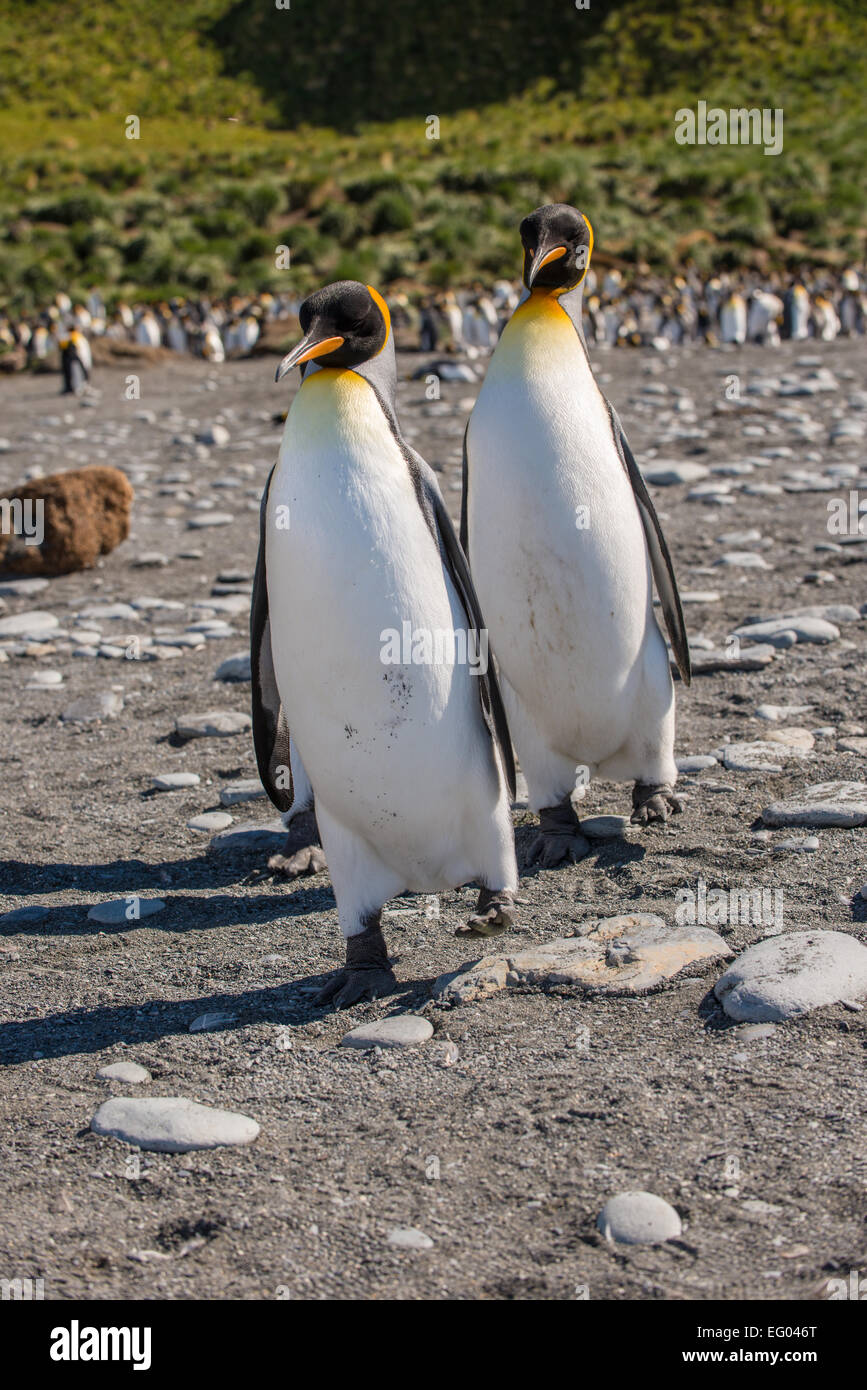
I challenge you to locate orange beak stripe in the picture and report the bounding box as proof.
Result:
[295,334,344,365]
[535,245,568,270]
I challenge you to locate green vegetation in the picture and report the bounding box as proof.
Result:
[0,0,864,312]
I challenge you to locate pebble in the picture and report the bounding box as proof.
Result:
[738,1024,777,1042]
[762,780,867,828]
[25,669,63,687]
[715,931,867,1022]
[755,704,813,722]
[187,513,234,529]
[194,594,249,615]
[195,424,230,447]
[215,653,251,682]
[0,611,58,637]
[597,1192,682,1245]
[91,1097,259,1152]
[0,904,48,926]
[732,615,839,646]
[687,644,777,674]
[387,1227,434,1250]
[773,836,819,853]
[0,578,50,597]
[189,1011,236,1032]
[79,602,137,622]
[716,552,771,569]
[580,815,630,839]
[97,1061,152,1085]
[61,690,124,723]
[723,742,788,773]
[175,710,251,739]
[340,1016,434,1050]
[641,462,709,486]
[208,820,286,855]
[676,755,718,772]
[131,552,169,568]
[219,779,266,806]
[187,811,234,832]
[151,772,201,791]
[87,897,165,925]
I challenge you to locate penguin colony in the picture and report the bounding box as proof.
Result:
[0,263,863,386]
[252,205,696,1005]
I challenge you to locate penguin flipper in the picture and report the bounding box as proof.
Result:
[605,401,692,686]
[250,464,294,811]
[459,422,469,554]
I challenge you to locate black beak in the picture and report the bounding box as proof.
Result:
[526,242,568,290]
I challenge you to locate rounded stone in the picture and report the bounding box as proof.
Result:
[0,904,48,926]
[87,897,166,925]
[174,710,251,739]
[187,811,233,832]
[387,1227,434,1250]
[715,931,867,1022]
[152,772,201,791]
[580,815,630,840]
[340,1016,434,1050]
[0,610,59,637]
[97,1061,152,1084]
[91,1097,259,1152]
[597,1192,682,1245]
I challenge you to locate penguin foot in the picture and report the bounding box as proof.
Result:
[527,798,590,869]
[266,809,327,878]
[630,781,684,826]
[315,916,397,1009]
[458,887,516,938]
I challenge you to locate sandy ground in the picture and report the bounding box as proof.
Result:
[0,338,865,1301]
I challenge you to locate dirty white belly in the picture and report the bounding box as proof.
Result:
[267,369,496,885]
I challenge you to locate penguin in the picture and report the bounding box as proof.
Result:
[462,205,691,868]
[719,292,747,344]
[60,330,92,395]
[782,283,810,341]
[251,280,518,1005]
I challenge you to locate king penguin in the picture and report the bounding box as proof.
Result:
[461,205,691,868]
[251,280,518,1005]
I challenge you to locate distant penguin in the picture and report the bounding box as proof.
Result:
[60,330,91,395]
[783,284,810,340]
[134,311,161,348]
[462,204,690,867]
[251,280,518,1005]
[719,292,747,344]
[811,295,839,341]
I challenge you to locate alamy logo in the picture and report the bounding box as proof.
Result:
[674,102,783,156]
[0,497,44,546]
[50,1320,152,1371]
[675,877,783,930]
[825,1269,867,1300]
[380,622,489,674]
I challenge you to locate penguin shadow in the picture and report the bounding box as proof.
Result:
[697,987,741,1034]
[0,970,379,1067]
[0,855,332,936]
[515,822,646,878]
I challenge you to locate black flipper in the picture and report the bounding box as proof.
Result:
[460,421,469,555]
[604,399,692,686]
[250,465,294,812]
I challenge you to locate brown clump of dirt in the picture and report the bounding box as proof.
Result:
[0,465,134,575]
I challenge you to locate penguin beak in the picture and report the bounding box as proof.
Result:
[275,328,344,382]
[527,243,567,289]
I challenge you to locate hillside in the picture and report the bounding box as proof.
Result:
[0,0,865,311]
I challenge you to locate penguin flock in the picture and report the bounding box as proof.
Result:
[1,265,863,391]
[252,204,694,1007]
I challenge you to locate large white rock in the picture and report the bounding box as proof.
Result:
[341,1016,433,1049]
[434,915,732,1005]
[0,610,58,637]
[219,779,266,806]
[87,897,165,925]
[732,615,839,645]
[715,931,867,1022]
[597,1192,682,1245]
[91,1097,259,1152]
[151,771,201,791]
[762,781,867,827]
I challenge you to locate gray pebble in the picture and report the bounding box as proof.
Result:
[87,897,165,925]
[97,1061,152,1084]
[91,1097,259,1152]
[341,1016,434,1050]
[597,1191,682,1245]
[151,772,201,791]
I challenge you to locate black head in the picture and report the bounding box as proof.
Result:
[275,280,390,381]
[520,204,594,292]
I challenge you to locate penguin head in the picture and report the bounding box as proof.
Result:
[275,280,390,381]
[521,204,593,292]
